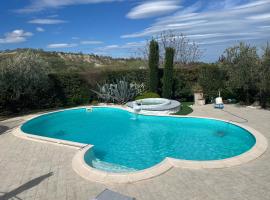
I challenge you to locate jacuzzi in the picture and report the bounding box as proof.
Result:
[127,98,181,112]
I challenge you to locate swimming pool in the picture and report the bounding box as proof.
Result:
[21,107,257,173]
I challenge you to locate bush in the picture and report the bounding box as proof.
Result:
[91,100,99,106]
[83,69,149,89]
[222,42,260,104]
[135,92,160,100]
[162,47,175,98]
[48,73,91,106]
[258,43,270,108]
[0,50,49,112]
[173,68,199,101]
[198,64,227,102]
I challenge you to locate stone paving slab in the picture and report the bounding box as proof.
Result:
[0,104,269,200]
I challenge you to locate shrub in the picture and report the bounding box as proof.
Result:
[222,42,260,104]
[135,92,160,100]
[148,39,160,93]
[198,64,227,102]
[173,68,199,101]
[83,69,149,89]
[258,42,270,108]
[91,100,99,106]
[93,78,145,104]
[162,47,175,98]
[48,73,91,106]
[0,50,49,112]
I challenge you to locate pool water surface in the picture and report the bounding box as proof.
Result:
[21,107,256,172]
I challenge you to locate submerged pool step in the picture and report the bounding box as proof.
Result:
[92,159,137,173]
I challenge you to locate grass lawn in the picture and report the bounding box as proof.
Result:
[174,102,194,115]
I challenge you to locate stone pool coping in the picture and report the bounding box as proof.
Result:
[12,105,268,184]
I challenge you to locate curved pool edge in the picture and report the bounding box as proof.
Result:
[72,145,173,184]
[13,125,88,149]
[12,106,89,149]
[12,105,268,184]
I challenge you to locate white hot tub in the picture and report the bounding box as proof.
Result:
[127,98,181,113]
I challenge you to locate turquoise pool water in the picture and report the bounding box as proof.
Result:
[21,107,256,172]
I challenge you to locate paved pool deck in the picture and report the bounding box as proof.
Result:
[0,104,269,200]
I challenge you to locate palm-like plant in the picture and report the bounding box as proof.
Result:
[92,78,145,104]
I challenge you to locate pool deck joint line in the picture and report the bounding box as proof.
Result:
[12,105,268,184]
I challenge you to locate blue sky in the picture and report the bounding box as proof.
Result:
[0,0,269,62]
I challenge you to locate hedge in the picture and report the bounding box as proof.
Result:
[48,73,91,107]
[5,63,262,114]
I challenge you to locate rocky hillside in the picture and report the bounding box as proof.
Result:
[0,48,146,72]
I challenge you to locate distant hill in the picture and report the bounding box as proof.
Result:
[0,48,146,72]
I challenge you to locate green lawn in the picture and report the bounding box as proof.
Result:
[174,102,194,115]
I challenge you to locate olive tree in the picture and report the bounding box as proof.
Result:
[0,50,49,111]
[258,42,270,107]
[222,42,260,104]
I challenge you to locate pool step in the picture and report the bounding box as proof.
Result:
[92,159,136,173]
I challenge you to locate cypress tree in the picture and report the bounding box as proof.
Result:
[162,47,175,98]
[148,39,159,93]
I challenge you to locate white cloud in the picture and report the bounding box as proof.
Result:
[36,27,45,32]
[94,41,146,57]
[47,43,77,48]
[16,0,123,13]
[127,1,181,19]
[72,37,80,40]
[247,13,270,20]
[28,19,67,24]
[80,40,103,45]
[97,41,145,51]
[0,29,33,44]
[122,0,270,47]
[103,45,119,49]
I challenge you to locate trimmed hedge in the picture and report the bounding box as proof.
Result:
[198,64,228,102]
[173,68,199,101]
[135,92,160,100]
[48,73,91,107]
[82,68,149,89]
[3,64,251,114]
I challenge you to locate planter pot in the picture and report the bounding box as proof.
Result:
[194,92,205,105]
[197,99,206,106]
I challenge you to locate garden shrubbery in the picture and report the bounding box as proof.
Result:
[0,51,50,112]
[1,41,270,114]
[48,73,91,107]
[135,92,160,100]
[0,51,91,113]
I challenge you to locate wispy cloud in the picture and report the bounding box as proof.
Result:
[127,1,181,19]
[94,41,146,57]
[16,0,123,13]
[247,13,270,20]
[0,29,33,44]
[28,18,67,25]
[47,43,77,48]
[95,41,145,54]
[80,40,103,45]
[122,0,270,47]
[36,27,45,32]
[72,37,80,40]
